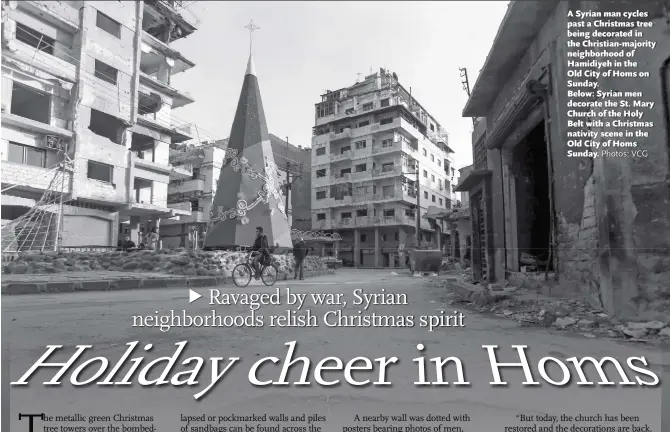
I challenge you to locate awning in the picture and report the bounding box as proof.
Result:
[455,169,492,192]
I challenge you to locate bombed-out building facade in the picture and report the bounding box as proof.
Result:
[1,1,198,250]
[457,0,670,319]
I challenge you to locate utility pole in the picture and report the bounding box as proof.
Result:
[283,137,302,225]
[459,67,475,126]
[408,86,421,248]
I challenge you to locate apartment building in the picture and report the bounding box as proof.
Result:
[311,68,455,268]
[160,135,312,248]
[0,0,199,250]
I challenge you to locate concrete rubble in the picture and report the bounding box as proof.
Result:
[2,250,329,277]
[434,271,670,345]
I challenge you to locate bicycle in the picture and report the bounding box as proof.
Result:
[232,250,278,287]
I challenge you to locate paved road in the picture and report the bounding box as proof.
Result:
[3,270,667,431]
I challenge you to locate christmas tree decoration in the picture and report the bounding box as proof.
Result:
[204,53,292,250]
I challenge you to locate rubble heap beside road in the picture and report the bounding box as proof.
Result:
[2,250,329,277]
[435,272,670,344]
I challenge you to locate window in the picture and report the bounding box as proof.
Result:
[439,198,443,206]
[7,142,46,168]
[439,179,443,190]
[424,191,428,199]
[356,209,367,217]
[394,233,399,241]
[438,160,441,167]
[316,191,326,200]
[345,108,354,115]
[10,82,51,124]
[380,117,393,125]
[358,121,370,127]
[423,170,427,178]
[423,149,427,156]
[340,168,351,177]
[383,209,395,217]
[382,162,394,172]
[341,146,351,154]
[355,163,366,172]
[380,98,389,107]
[382,139,392,148]
[432,195,436,203]
[95,60,118,85]
[190,199,200,211]
[431,174,435,182]
[341,212,352,220]
[316,213,326,220]
[89,109,125,144]
[430,124,435,132]
[362,102,373,111]
[96,11,121,38]
[355,140,366,149]
[87,161,114,183]
[316,169,326,177]
[315,147,325,156]
[316,101,334,118]
[431,154,435,162]
[15,23,54,55]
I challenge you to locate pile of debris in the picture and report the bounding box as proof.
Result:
[438,279,670,343]
[2,250,330,277]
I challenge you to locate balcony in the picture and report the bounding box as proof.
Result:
[168,176,205,194]
[167,200,192,216]
[170,163,193,180]
[132,152,171,175]
[1,161,72,195]
[312,219,332,230]
[330,150,352,162]
[140,31,195,76]
[329,129,352,142]
[331,196,353,207]
[372,140,417,156]
[139,75,195,109]
[312,175,330,187]
[143,0,199,43]
[372,166,403,178]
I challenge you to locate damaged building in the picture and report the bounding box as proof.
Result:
[1,0,199,250]
[456,0,670,319]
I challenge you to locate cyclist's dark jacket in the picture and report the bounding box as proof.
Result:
[251,235,269,256]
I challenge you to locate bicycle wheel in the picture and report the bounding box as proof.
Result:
[232,264,252,287]
[261,264,278,286]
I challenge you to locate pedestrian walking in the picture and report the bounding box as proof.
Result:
[145,227,159,250]
[293,237,308,280]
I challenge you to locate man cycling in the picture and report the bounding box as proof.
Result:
[250,226,270,279]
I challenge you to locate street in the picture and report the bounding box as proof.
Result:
[3,270,667,431]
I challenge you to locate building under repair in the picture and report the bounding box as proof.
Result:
[457,0,670,320]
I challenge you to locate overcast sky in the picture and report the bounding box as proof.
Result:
[170,1,510,168]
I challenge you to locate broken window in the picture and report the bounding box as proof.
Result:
[362,103,373,111]
[15,22,54,55]
[355,164,366,172]
[10,82,51,124]
[316,213,326,220]
[87,160,114,183]
[96,11,121,38]
[138,91,162,114]
[94,60,118,85]
[7,142,46,167]
[131,132,155,160]
[190,199,200,211]
[316,169,326,178]
[89,109,126,144]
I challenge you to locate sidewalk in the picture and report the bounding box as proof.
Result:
[1,269,334,295]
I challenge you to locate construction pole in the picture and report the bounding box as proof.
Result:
[54,143,67,252]
[285,137,291,224]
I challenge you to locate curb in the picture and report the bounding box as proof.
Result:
[1,270,335,296]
